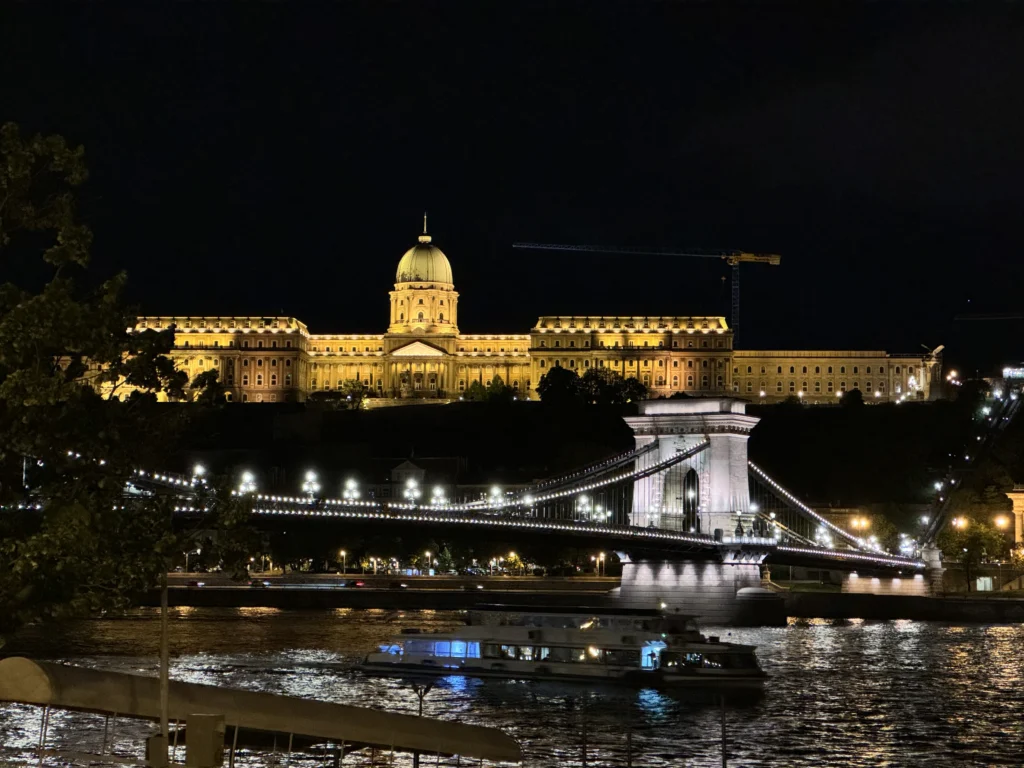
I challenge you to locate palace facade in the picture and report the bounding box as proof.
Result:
[133,225,942,405]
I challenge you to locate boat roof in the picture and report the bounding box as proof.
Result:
[0,657,521,763]
[472,604,701,620]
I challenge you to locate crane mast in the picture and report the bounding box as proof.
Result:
[511,243,781,344]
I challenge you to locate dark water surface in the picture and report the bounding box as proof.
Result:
[2,608,1023,767]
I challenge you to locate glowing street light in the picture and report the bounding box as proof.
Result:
[192,463,206,479]
[952,517,968,530]
[343,478,360,501]
[994,516,1010,530]
[431,486,446,506]
[403,478,422,503]
[920,515,930,525]
[237,471,257,495]
[302,470,321,499]
[934,481,943,491]
[339,549,347,573]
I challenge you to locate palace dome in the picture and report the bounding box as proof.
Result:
[395,232,453,285]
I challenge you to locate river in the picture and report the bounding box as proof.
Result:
[2,608,1023,767]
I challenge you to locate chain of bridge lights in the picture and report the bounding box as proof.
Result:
[775,544,925,569]
[523,443,658,493]
[748,460,864,549]
[250,503,722,547]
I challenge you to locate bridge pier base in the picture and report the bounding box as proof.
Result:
[614,555,784,625]
[840,572,931,596]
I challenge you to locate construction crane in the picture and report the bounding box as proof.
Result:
[511,242,781,344]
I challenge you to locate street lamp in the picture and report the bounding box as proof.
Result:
[404,478,422,504]
[509,551,517,575]
[192,464,206,481]
[952,517,968,530]
[370,556,378,575]
[994,516,1010,530]
[237,471,257,495]
[343,479,360,501]
[302,470,321,499]
[431,486,445,506]
[424,551,431,575]
[339,549,347,574]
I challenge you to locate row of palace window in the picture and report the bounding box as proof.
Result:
[544,319,714,330]
[398,311,446,321]
[539,358,724,370]
[180,338,295,349]
[458,345,527,353]
[239,373,293,387]
[732,380,893,394]
[736,364,914,376]
[141,318,288,330]
[457,379,524,391]
[538,338,726,350]
[398,297,447,305]
[310,379,378,389]
[312,345,384,353]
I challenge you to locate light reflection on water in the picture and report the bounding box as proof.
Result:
[2,609,1023,767]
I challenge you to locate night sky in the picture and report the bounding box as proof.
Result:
[4,4,1023,371]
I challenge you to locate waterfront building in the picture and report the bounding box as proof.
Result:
[131,223,942,405]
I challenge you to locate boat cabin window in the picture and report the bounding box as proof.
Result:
[407,640,481,658]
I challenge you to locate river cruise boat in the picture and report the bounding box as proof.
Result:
[363,609,766,688]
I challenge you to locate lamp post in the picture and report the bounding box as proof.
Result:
[237,471,257,495]
[404,478,422,505]
[343,479,360,502]
[339,549,347,574]
[302,470,321,500]
[424,551,431,576]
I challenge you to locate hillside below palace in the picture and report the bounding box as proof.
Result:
[134,225,942,405]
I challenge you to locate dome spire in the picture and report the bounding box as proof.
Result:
[419,211,431,244]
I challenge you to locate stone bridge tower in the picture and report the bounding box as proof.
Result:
[624,398,760,537]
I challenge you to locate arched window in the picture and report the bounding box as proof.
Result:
[242,374,249,386]
[285,374,292,386]
[686,375,694,387]
[243,359,249,367]
[418,298,424,304]
[439,312,444,321]
[801,381,807,392]
[789,366,795,374]
[270,374,277,386]
[656,376,664,386]
[827,381,834,392]
[747,366,752,374]
[673,360,679,368]
[418,312,424,321]
[512,380,519,390]
[285,359,291,367]
[271,359,277,367]
[701,375,709,388]
[539,360,546,368]
[776,381,783,393]
[672,375,679,387]
[257,359,263,367]
[717,375,724,388]
[256,374,263,385]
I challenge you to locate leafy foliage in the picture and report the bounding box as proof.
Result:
[537,366,647,408]
[0,123,233,644]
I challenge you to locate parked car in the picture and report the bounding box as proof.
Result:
[249,580,270,589]
[186,580,205,588]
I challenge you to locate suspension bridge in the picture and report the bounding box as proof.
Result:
[132,396,1006,622]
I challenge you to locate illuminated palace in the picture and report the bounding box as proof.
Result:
[134,225,942,405]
